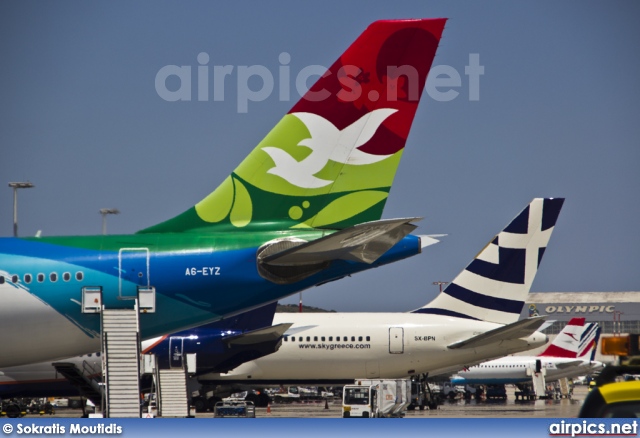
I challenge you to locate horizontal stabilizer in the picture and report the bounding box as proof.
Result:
[538,320,556,332]
[283,325,318,335]
[555,360,584,370]
[447,316,547,350]
[261,218,421,266]
[222,323,292,347]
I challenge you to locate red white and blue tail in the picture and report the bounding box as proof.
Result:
[539,317,585,358]
[579,322,601,360]
[538,318,601,359]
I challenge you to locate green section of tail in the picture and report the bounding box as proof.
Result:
[139,171,392,233]
[139,114,402,234]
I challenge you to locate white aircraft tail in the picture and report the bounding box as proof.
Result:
[538,317,585,358]
[538,318,601,359]
[413,198,564,325]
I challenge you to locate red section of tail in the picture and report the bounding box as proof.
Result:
[565,317,586,327]
[290,18,446,156]
[538,317,586,358]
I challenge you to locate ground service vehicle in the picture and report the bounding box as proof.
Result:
[579,334,640,418]
[343,379,410,418]
[213,401,255,418]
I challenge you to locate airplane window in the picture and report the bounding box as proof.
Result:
[291,336,295,342]
[366,336,370,341]
[37,273,44,282]
[76,272,84,281]
[336,337,340,341]
[283,337,288,342]
[96,352,100,357]
[314,336,318,341]
[358,336,362,342]
[24,274,32,284]
[11,275,18,283]
[351,336,355,342]
[329,337,333,341]
[321,337,325,342]
[0,276,4,284]
[306,336,310,342]
[50,273,58,282]
[63,272,71,281]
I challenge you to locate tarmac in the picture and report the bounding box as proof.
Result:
[250,385,586,418]
[16,385,588,419]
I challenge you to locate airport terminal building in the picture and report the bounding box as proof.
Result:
[522,292,640,335]
[520,292,640,363]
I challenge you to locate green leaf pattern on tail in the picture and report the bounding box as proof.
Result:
[194,112,399,230]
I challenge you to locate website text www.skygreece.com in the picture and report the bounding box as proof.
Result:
[549,420,638,437]
[298,342,371,351]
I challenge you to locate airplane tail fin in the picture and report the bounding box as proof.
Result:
[538,319,600,359]
[140,19,446,234]
[412,198,564,324]
[590,324,602,361]
[578,322,601,360]
[538,317,586,358]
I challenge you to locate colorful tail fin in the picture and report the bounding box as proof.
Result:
[538,318,601,359]
[413,198,565,324]
[579,322,601,360]
[538,317,586,358]
[140,19,446,233]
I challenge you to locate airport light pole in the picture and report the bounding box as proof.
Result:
[100,208,120,235]
[8,181,34,237]
[432,281,449,294]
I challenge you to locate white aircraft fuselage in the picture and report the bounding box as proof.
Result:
[202,312,548,385]
[451,355,603,385]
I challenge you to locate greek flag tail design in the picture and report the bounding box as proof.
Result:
[413,198,564,325]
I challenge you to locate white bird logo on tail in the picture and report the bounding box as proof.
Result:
[261,108,398,189]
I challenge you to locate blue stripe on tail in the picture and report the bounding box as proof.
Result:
[542,198,564,231]
[441,283,524,314]
[466,247,526,284]
[412,307,481,320]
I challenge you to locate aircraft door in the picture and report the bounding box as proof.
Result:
[389,327,404,354]
[169,337,184,368]
[118,248,150,299]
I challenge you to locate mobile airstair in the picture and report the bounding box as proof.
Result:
[80,286,156,418]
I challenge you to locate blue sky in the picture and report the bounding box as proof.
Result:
[1,1,638,312]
